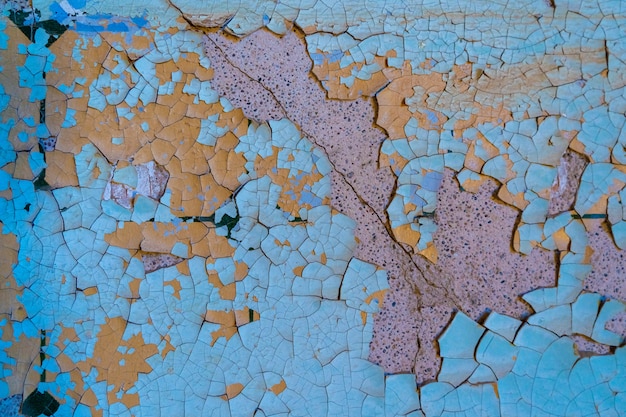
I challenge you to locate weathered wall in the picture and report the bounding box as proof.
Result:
[1,1,626,416]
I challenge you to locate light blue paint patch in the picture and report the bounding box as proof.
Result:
[17,131,31,143]
[23,116,36,127]
[576,163,626,216]
[196,114,228,146]
[420,382,454,416]
[36,123,50,138]
[171,242,188,258]
[107,22,129,32]
[87,82,107,111]
[158,80,175,96]
[62,108,77,128]
[131,15,149,28]
[0,20,8,50]
[327,50,344,63]
[439,312,485,359]
[116,107,134,120]
[41,358,60,373]
[75,21,106,32]
[421,171,443,192]
[15,29,55,102]
[197,81,218,104]
[112,165,137,187]
[438,357,478,386]
[423,110,439,124]
[28,151,47,177]
[0,170,11,192]
[71,38,87,69]
[298,190,322,207]
[483,312,522,343]
[406,186,426,208]
[69,0,87,8]
[339,74,355,88]
[528,304,572,336]
[101,200,131,221]
[131,195,157,223]
[476,331,518,378]
[11,318,39,340]
[309,52,325,65]
[592,299,626,346]
[171,70,182,82]
[49,2,70,22]
[75,143,112,189]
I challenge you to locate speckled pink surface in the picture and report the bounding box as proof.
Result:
[200,27,614,383]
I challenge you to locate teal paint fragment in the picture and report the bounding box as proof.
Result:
[419,382,453,417]
[438,312,485,359]
[482,155,509,182]
[437,358,478,387]
[572,293,602,337]
[131,194,158,224]
[112,164,137,188]
[592,299,626,346]
[483,312,522,343]
[514,324,558,353]
[28,151,47,177]
[468,363,497,384]
[75,143,112,189]
[475,331,518,378]
[385,374,421,416]
[527,305,572,336]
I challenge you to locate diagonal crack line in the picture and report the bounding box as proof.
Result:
[205,33,463,308]
[166,0,197,29]
[205,35,287,121]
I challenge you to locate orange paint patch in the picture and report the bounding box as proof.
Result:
[492,382,500,399]
[55,317,158,410]
[1,20,40,151]
[164,279,182,300]
[160,334,176,359]
[82,286,98,296]
[104,222,143,249]
[235,307,259,326]
[234,261,249,281]
[205,309,235,327]
[270,379,287,395]
[310,50,392,100]
[219,282,237,300]
[0,316,40,396]
[44,150,79,188]
[223,383,244,400]
[128,279,142,299]
[361,289,388,325]
[377,62,446,141]
[205,307,259,345]
[0,226,22,318]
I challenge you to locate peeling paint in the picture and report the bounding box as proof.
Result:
[2,1,626,416]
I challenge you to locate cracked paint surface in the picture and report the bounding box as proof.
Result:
[1,0,626,416]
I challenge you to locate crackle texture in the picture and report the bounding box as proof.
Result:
[1,1,626,416]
